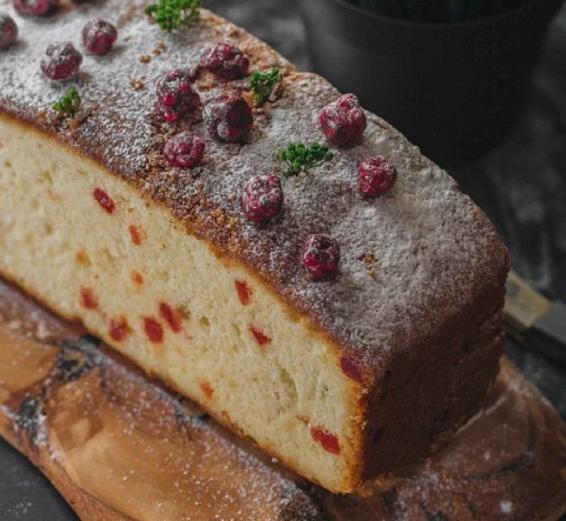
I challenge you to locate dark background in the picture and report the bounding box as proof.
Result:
[1,1,565,518]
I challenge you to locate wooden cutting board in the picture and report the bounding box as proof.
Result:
[0,278,565,521]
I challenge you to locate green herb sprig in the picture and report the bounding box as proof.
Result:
[145,0,200,32]
[52,87,81,119]
[278,143,334,177]
[249,68,281,105]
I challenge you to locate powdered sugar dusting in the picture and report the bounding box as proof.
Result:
[0,0,507,374]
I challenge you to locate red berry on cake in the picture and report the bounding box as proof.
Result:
[12,0,58,16]
[164,131,205,168]
[82,18,117,56]
[0,13,17,51]
[241,174,283,223]
[203,92,253,143]
[318,93,367,147]
[302,234,340,280]
[358,156,397,198]
[40,42,83,81]
[155,69,200,123]
[200,42,250,81]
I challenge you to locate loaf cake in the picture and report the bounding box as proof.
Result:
[0,0,509,492]
[1,279,565,521]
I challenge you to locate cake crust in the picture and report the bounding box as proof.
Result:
[0,0,509,492]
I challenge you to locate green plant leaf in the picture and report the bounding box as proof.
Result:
[277,142,334,177]
[52,87,81,119]
[249,68,281,105]
[145,0,200,32]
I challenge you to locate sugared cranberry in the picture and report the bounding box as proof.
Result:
[318,93,367,147]
[164,131,205,169]
[358,156,397,198]
[303,235,339,280]
[0,13,17,51]
[155,69,200,123]
[40,42,83,81]
[241,174,283,223]
[200,42,250,81]
[12,0,58,16]
[203,92,253,143]
[82,18,117,56]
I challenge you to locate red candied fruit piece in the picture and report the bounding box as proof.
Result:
[310,426,341,455]
[340,356,363,383]
[159,302,182,333]
[131,271,144,285]
[93,188,115,214]
[199,380,214,399]
[109,317,129,342]
[144,317,164,343]
[250,326,271,348]
[128,224,142,245]
[79,287,98,310]
[235,279,252,306]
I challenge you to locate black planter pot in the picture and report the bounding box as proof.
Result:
[299,0,564,165]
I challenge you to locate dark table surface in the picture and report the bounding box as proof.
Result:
[1,1,565,519]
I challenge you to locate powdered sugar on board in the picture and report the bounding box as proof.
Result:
[0,0,507,372]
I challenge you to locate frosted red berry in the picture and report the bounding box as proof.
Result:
[242,174,283,223]
[0,13,17,51]
[303,235,339,280]
[318,93,367,147]
[40,42,83,81]
[12,0,58,16]
[358,156,397,198]
[155,69,200,123]
[164,131,205,169]
[203,92,253,143]
[82,18,117,56]
[200,42,250,81]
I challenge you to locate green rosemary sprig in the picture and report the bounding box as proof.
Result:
[145,0,200,32]
[249,68,281,105]
[52,87,81,119]
[278,143,334,177]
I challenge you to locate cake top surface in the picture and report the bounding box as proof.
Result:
[0,0,508,376]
